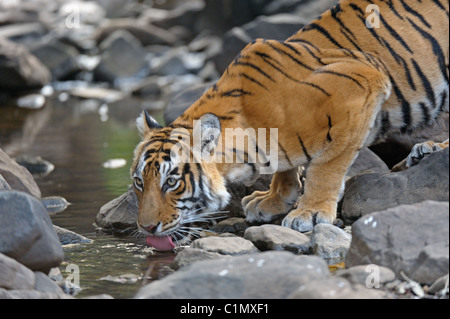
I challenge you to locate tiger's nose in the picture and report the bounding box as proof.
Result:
[140,223,158,233]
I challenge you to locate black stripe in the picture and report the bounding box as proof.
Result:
[220,89,254,97]
[300,81,331,97]
[254,51,282,66]
[379,11,413,53]
[280,42,302,56]
[298,135,312,162]
[239,73,268,90]
[257,52,301,83]
[379,111,391,138]
[315,69,364,89]
[292,40,325,65]
[234,61,275,82]
[407,18,448,84]
[349,3,385,47]
[388,74,411,130]
[439,90,448,112]
[326,115,333,142]
[419,102,431,124]
[411,59,436,109]
[399,0,431,28]
[287,39,321,53]
[330,3,357,41]
[431,0,447,12]
[278,142,293,167]
[264,41,314,71]
[302,23,346,50]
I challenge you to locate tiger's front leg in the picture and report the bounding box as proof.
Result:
[243,168,302,223]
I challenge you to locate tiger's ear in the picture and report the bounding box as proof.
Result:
[136,110,163,136]
[194,113,221,158]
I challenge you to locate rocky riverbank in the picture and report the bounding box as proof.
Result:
[1,0,449,299]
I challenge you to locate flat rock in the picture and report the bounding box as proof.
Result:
[0,191,64,273]
[190,235,259,256]
[336,265,396,287]
[244,224,310,254]
[310,224,352,265]
[135,251,330,299]
[0,253,35,290]
[346,200,449,285]
[171,247,230,270]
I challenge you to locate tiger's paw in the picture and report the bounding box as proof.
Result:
[406,141,447,168]
[282,209,335,233]
[243,190,295,224]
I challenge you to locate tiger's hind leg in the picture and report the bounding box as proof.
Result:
[243,168,302,223]
[406,139,449,167]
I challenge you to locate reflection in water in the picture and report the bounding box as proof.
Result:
[0,95,172,298]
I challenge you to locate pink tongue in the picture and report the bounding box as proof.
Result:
[146,235,175,251]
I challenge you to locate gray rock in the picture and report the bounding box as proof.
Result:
[1,146,41,198]
[135,251,330,299]
[33,271,65,295]
[0,253,35,290]
[346,201,449,285]
[209,217,249,235]
[346,147,389,180]
[336,265,396,287]
[0,38,51,91]
[190,235,259,256]
[15,154,55,177]
[428,274,449,295]
[244,224,310,254]
[288,277,386,299]
[53,225,93,245]
[171,247,230,270]
[341,148,449,223]
[0,288,72,299]
[95,186,138,235]
[0,191,64,273]
[94,30,148,83]
[310,224,352,265]
[0,173,11,191]
[30,40,80,81]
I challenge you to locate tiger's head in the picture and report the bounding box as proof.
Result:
[131,111,231,250]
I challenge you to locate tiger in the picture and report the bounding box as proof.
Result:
[131,0,449,250]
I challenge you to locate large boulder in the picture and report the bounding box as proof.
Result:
[341,148,449,223]
[0,191,64,273]
[0,38,50,91]
[135,251,330,299]
[346,200,449,285]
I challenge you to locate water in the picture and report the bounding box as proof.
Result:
[0,94,174,298]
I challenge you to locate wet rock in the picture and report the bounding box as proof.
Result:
[0,38,51,91]
[95,186,138,235]
[0,147,41,198]
[0,191,64,273]
[94,30,148,84]
[171,247,230,270]
[15,154,54,177]
[310,224,352,265]
[288,277,386,299]
[135,251,329,299]
[336,265,396,287]
[341,148,449,223]
[40,196,71,215]
[346,200,449,285]
[191,234,259,256]
[244,224,310,254]
[30,40,80,81]
[53,225,92,245]
[15,93,46,109]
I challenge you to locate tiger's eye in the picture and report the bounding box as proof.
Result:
[166,177,177,186]
[134,177,143,190]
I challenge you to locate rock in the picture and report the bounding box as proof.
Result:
[0,173,11,191]
[0,191,64,273]
[14,154,54,177]
[288,277,386,299]
[0,253,35,290]
[310,224,352,265]
[0,38,51,91]
[15,93,46,109]
[135,251,330,299]
[336,265,396,287]
[94,30,148,84]
[40,196,71,215]
[95,186,138,235]
[53,225,93,245]
[33,271,65,295]
[95,18,178,46]
[0,147,41,198]
[346,147,389,180]
[428,274,449,296]
[244,224,310,254]
[341,148,449,223]
[346,201,449,285]
[209,217,248,235]
[171,247,230,270]
[190,235,259,256]
[30,40,80,81]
